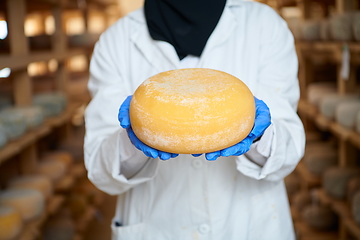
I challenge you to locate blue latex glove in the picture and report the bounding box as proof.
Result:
[203,97,271,161]
[118,95,179,161]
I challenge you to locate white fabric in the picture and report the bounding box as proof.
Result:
[84,0,305,239]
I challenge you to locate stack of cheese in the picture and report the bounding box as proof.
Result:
[323,167,360,199]
[301,20,321,41]
[8,175,53,200]
[307,82,337,107]
[33,92,67,118]
[303,141,337,176]
[302,204,338,230]
[0,189,45,222]
[0,206,23,240]
[0,108,27,140]
[319,94,359,120]
[335,99,360,129]
[329,13,354,41]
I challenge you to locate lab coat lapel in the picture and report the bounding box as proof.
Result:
[130,25,180,72]
[199,5,238,66]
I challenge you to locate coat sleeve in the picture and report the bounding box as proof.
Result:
[84,21,159,196]
[235,5,305,182]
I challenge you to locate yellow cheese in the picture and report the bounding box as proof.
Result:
[130,68,255,154]
[36,159,66,182]
[42,151,73,170]
[8,175,53,199]
[0,206,23,240]
[0,189,44,222]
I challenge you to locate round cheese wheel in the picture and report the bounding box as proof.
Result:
[0,189,44,222]
[335,100,360,129]
[42,151,73,170]
[330,13,354,41]
[0,206,23,240]
[302,204,338,230]
[36,159,67,183]
[307,82,337,107]
[0,109,27,140]
[323,167,360,199]
[301,20,321,41]
[303,144,337,176]
[320,94,359,120]
[8,175,53,199]
[292,191,312,211]
[130,68,255,154]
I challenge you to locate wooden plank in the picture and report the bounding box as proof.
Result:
[296,161,322,189]
[338,139,358,167]
[315,115,331,131]
[19,143,38,174]
[349,132,360,150]
[344,218,360,240]
[54,174,75,192]
[0,49,85,71]
[46,194,65,215]
[329,122,353,141]
[298,100,318,119]
[6,0,28,56]
[13,70,32,106]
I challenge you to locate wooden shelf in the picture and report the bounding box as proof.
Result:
[0,101,83,166]
[294,220,339,240]
[0,49,85,71]
[46,194,65,216]
[315,189,360,240]
[296,161,322,189]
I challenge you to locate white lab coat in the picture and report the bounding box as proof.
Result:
[84,0,305,239]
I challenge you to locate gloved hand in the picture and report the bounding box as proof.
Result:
[198,97,271,161]
[118,95,179,161]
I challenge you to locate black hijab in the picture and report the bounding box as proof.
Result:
[144,0,227,60]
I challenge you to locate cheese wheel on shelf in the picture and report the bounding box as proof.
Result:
[319,94,359,120]
[36,159,67,183]
[33,92,67,117]
[0,206,23,240]
[0,123,8,149]
[330,13,354,41]
[0,189,44,222]
[42,151,73,170]
[0,108,27,140]
[292,191,312,211]
[352,191,360,225]
[302,204,338,230]
[301,20,321,41]
[8,175,53,199]
[307,82,337,107]
[320,19,331,40]
[348,177,360,203]
[303,144,337,176]
[130,68,255,154]
[17,106,45,129]
[335,100,360,129]
[323,167,360,199]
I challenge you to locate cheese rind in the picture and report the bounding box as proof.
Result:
[0,189,45,222]
[0,206,23,240]
[8,175,53,199]
[335,100,360,129]
[130,68,255,154]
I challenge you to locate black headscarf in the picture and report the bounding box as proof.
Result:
[144,0,227,60]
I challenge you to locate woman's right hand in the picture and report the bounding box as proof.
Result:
[118,95,179,161]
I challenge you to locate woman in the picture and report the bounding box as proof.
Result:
[84,0,305,239]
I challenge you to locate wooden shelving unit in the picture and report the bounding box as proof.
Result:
[0,0,115,238]
[259,0,360,239]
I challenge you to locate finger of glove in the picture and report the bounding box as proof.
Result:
[119,95,132,128]
[126,128,159,159]
[251,97,271,138]
[192,154,203,157]
[158,151,171,161]
[205,151,220,161]
[171,153,179,158]
[221,137,253,157]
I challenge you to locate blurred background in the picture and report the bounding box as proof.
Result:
[0,0,360,239]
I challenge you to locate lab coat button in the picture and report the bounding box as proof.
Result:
[198,224,210,234]
[192,159,202,168]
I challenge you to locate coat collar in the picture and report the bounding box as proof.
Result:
[129,0,242,70]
